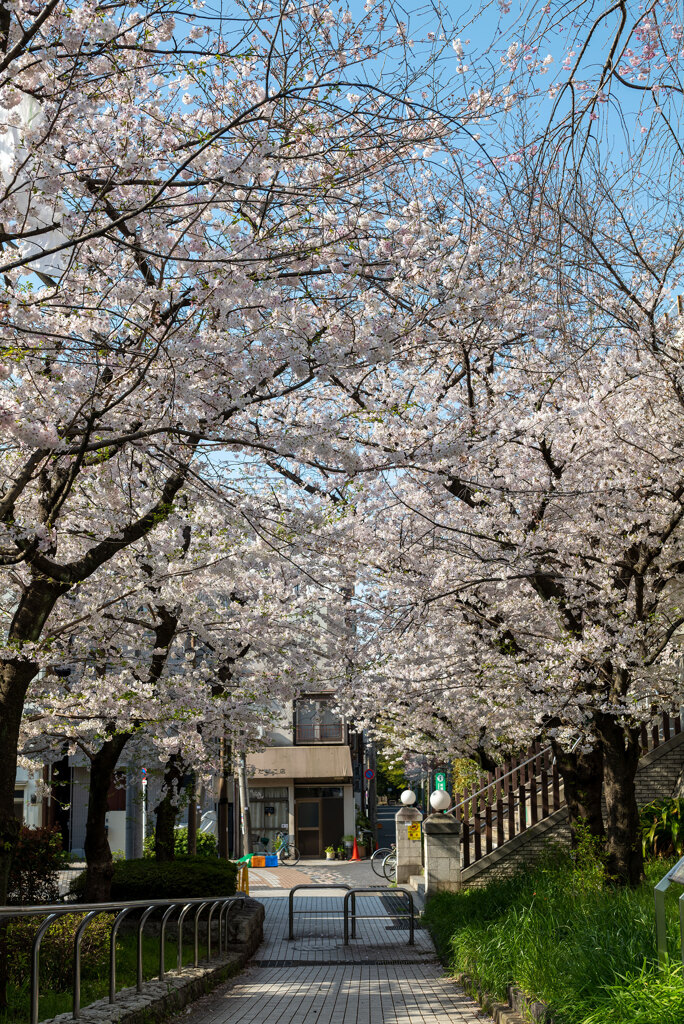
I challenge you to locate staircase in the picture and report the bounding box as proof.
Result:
[411,710,684,891]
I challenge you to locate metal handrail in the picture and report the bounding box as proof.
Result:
[343,887,415,946]
[0,894,245,1024]
[654,854,684,965]
[288,883,355,940]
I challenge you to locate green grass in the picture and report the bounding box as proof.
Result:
[423,848,684,1024]
[1,925,210,1023]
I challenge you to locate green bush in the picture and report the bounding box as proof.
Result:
[7,825,65,905]
[423,848,684,1024]
[142,826,218,859]
[72,856,237,901]
[6,913,112,991]
[640,797,684,858]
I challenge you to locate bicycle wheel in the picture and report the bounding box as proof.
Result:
[382,851,397,883]
[280,844,301,866]
[371,847,392,877]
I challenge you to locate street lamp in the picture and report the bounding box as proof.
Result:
[429,790,451,812]
[400,789,417,806]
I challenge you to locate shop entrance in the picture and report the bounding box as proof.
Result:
[295,798,321,857]
[295,786,345,857]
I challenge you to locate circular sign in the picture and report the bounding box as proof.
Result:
[364,768,375,780]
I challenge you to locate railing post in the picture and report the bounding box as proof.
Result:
[541,750,549,819]
[73,910,101,1019]
[495,769,504,849]
[507,761,517,839]
[461,800,470,868]
[137,906,156,992]
[473,793,482,861]
[351,891,356,939]
[207,900,222,960]
[31,912,61,1024]
[109,906,134,1003]
[343,891,350,945]
[159,904,177,980]
[552,760,560,811]
[663,712,671,743]
[194,902,209,966]
[177,903,194,972]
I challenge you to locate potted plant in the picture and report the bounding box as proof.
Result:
[342,834,354,856]
[325,845,336,860]
[336,843,346,859]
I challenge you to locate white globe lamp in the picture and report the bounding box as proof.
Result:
[400,789,417,806]
[429,790,452,812]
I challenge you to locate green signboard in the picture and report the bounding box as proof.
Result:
[434,771,447,791]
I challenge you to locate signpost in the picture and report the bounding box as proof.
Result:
[434,771,447,791]
[407,823,421,841]
[364,768,375,780]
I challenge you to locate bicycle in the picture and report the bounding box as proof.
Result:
[382,848,397,882]
[274,831,301,866]
[371,843,396,878]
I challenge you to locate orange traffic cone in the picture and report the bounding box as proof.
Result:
[350,837,361,861]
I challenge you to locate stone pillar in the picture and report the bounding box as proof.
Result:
[395,805,424,884]
[125,767,144,860]
[423,812,462,895]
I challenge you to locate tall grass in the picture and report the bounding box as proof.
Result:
[424,847,684,1024]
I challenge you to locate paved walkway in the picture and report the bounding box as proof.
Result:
[178,889,489,1024]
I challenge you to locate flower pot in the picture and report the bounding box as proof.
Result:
[326,851,335,860]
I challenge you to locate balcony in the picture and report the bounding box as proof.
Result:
[294,722,346,744]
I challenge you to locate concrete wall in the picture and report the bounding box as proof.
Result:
[458,730,684,888]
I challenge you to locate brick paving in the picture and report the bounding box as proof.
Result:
[178,891,489,1024]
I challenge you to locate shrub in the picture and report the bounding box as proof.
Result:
[640,797,684,858]
[6,913,112,991]
[142,826,218,859]
[423,850,684,1024]
[71,856,237,901]
[7,825,65,905]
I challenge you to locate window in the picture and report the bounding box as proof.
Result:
[13,788,24,821]
[294,699,345,744]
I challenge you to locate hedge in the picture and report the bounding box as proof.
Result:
[72,856,238,901]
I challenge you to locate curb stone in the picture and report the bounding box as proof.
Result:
[454,973,555,1024]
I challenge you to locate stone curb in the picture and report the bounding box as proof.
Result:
[41,898,265,1024]
[454,973,555,1024]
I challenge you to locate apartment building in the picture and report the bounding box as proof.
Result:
[246,694,362,857]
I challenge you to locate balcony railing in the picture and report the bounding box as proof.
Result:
[295,722,345,743]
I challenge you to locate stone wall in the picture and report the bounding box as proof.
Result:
[457,731,684,889]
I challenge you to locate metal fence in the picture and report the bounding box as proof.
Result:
[0,894,245,1024]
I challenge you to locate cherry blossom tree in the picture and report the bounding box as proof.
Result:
[0,0,470,907]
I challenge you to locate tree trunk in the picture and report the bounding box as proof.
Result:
[551,739,605,844]
[154,754,184,861]
[595,712,643,886]
[83,733,131,902]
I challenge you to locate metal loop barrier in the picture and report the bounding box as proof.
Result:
[73,909,105,1018]
[343,887,415,946]
[109,906,135,1003]
[137,905,157,991]
[193,901,210,967]
[30,912,64,1024]
[288,884,354,940]
[159,904,179,980]
[0,893,245,1024]
[206,899,223,960]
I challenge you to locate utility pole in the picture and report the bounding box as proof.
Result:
[236,750,252,856]
[217,738,230,859]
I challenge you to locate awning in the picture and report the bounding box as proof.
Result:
[246,745,353,782]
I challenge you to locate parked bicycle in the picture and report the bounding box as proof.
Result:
[370,843,396,879]
[253,830,301,865]
[274,831,301,865]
